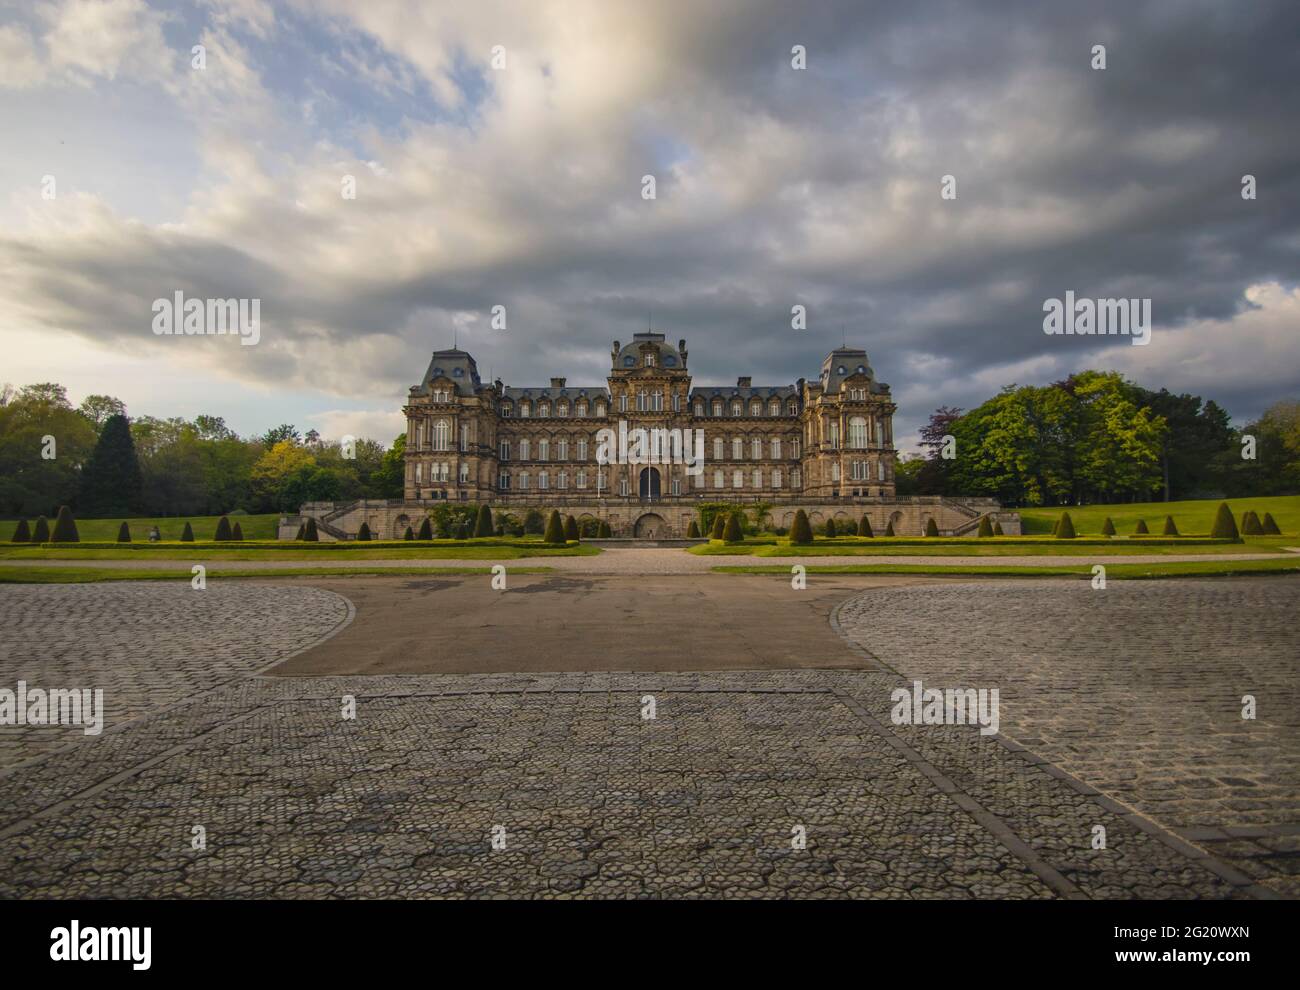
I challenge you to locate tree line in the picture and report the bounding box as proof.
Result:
[0,383,404,517]
[896,370,1300,505]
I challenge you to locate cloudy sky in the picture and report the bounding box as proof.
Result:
[1,0,1297,450]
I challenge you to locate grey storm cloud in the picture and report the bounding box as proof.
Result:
[1,0,1297,445]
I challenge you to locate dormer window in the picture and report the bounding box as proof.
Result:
[538,402,550,417]
[645,353,655,367]
[623,356,635,367]
[557,401,569,416]
[731,400,742,416]
[520,402,531,417]
[576,400,587,416]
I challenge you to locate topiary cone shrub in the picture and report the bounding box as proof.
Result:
[925,517,939,537]
[564,515,579,541]
[1051,518,1060,535]
[474,504,494,538]
[722,512,743,543]
[403,526,415,540]
[1133,519,1149,534]
[303,517,319,542]
[232,522,243,541]
[543,510,565,544]
[295,523,305,540]
[214,516,233,541]
[357,521,371,541]
[1100,517,1116,536]
[710,514,726,539]
[1162,515,1179,536]
[884,520,895,537]
[1262,511,1282,535]
[117,521,131,543]
[1055,512,1076,539]
[859,515,873,538]
[50,505,79,543]
[32,516,50,542]
[824,517,837,538]
[1242,511,1264,536]
[417,517,433,540]
[598,520,612,538]
[687,520,700,538]
[790,509,813,544]
[11,519,30,543]
[181,521,195,542]
[843,519,858,536]
[1210,502,1239,541]
[993,520,1004,536]
[977,515,994,538]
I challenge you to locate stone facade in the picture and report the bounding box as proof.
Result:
[292,331,1017,539]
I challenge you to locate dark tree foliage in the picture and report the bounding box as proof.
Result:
[543,510,564,543]
[474,504,494,538]
[78,414,143,516]
[417,517,433,540]
[790,509,813,544]
[564,515,579,541]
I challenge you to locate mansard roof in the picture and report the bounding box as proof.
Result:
[412,348,483,397]
[501,387,610,401]
[613,331,685,369]
[819,347,887,395]
[688,385,797,400]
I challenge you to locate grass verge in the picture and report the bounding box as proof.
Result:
[711,558,1300,579]
[0,565,555,583]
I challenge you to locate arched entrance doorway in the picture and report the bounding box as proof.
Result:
[634,513,667,538]
[638,467,661,499]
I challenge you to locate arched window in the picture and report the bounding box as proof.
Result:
[731,437,743,459]
[769,399,780,416]
[713,437,724,460]
[519,471,530,490]
[519,402,531,417]
[557,401,569,417]
[538,402,550,417]
[595,401,607,417]
[849,416,867,449]
[694,401,704,416]
[731,400,742,416]
[713,469,724,488]
[751,437,762,459]
[432,419,451,451]
[538,439,549,461]
[712,399,723,416]
[557,438,568,460]
[576,400,587,416]
[750,399,762,416]
[788,401,797,415]
[771,437,781,459]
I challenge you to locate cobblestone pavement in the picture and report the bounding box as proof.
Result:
[835,579,1300,896]
[0,582,1288,899]
[4,547,1290,575]
[0,585,353,768]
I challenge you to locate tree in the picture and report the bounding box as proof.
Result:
[859,515,873,537]
[824,517,837,538]
[117,521,131,543]
[295,523,305,540]
[1100,517,1116,536]
[303,517,319,542]
[214,516,233,541]
[564,515,579,541]
[1055,512,1076,539]
[1134,518,1150,534]
[1242,511,1264,536]
[524,509,545,535]
[710,513,726,539]
[790,509,813,544]
[686,520,700,538]
[232,522,244,541]
[11,518,30,542]
[977,515,994,538]
[924,517,939,537]
[417,517,433,540]
[250,441,316,512]
[50,505,79,542]
[722,512,743,543]
[1162,515,1179,536]
[543,510,564,543]
[474,504,494,538]
[403,526,414,540]
[598,520,612,538]
[262,424,301,447]
[0,383,97,515]
[357,521,372,541]
[1210,502,1240,541]
[78,394,126,429]
[31,516,50,542]
[1262,512,1282,535]
[370,434,407,498]
[993,520,1004,536]
[842,518,858,536]
[181,521,195,542]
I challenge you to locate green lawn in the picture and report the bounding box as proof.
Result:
[713,557,1300,579]
[688,536,1291,557]
[0,541,599,560]
[3,513,283,541]
[0,565,555,583]
[1018,495,1300,536]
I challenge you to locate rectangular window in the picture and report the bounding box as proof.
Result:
[671,478,681,495]
[773,468,782,488]
[459,463,469,483]
[832,462,840,482]
[577,470,587,489]
[578,438,587,461]
[539,471,549,490]
[878,460,885,481]
[499,472,510,489]
[692,471,702,488]
[731,438,742,459]
[558,473,568,490]
[752,469,761,488]
[500,440,510,461]
[714,469,723,489]
[792,468,801,488]
[620,395,628,412]
[792,439,801,459]
[520,439,530,460]
[771,438,781,459]
[619,478,629,496]
[733,470,743,489]
[751,438,762,459]
[539,440,549,461]
[672,394,680,412]
[713,438,723,460]
[415,463,422,484]
[557,439,567,460]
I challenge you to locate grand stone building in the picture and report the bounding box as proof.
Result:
[293,331,1014,539]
